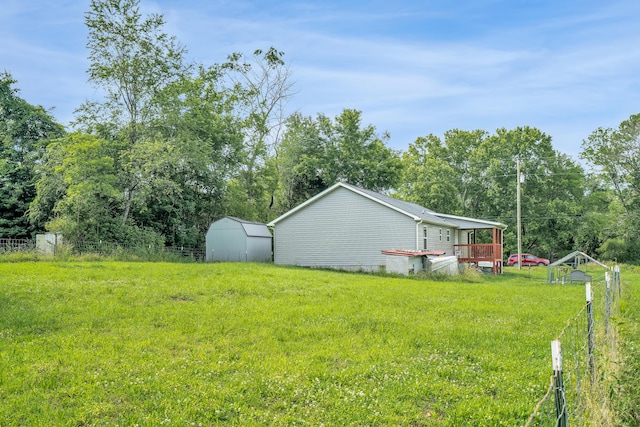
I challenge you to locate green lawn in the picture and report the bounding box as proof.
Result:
[0,262,594,425]
[614,265,640,424]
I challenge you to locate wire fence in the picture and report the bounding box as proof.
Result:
[0,237,206,262]
[0,238,34,252]
[71,241,206,261]
[525,268,621,426]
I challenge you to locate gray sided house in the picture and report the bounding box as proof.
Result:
[267,182,507,273]
[206,217,272,262]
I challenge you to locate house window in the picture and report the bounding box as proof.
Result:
[423,226,428,250]
[446,230,451,242]
[439,228,442,241]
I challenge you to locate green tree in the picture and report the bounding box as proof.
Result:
[397,130,488,216]
[521,152,585,258]
[397,136,461,214]
[478,127,585,258]
[139,66,245,246]
[573,175,618,256]
[276,109,402,214]
[333,109,402,191]
[222,48,295,221]
[75,0,190,226]
[581,113,640,238]
[399,126,585,258]
[38,133,122,243]
[70,0,294,245]
[581,113,640,260]
[0,72,65,238]
[276,113,334,212]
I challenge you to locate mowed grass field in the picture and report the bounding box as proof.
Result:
[0,262,591,426]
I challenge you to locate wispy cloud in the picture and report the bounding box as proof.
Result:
[2,0,639,155]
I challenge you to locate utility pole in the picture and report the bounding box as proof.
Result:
[517,158,522,270]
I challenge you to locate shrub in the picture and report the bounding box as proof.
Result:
[599,239,640,264]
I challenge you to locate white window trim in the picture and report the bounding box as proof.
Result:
[423,226,428,250]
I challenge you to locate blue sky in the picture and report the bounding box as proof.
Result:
[1,0,639,159]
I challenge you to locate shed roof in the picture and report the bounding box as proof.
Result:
[267,182,507,230]
[217,217,272,238]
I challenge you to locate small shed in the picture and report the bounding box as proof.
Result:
[206,217,272,262]
[36,233,63,255]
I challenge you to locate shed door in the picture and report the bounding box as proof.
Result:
[213,229,246,261]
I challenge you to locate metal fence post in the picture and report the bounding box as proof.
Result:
[552,340,568,427]
[605,272,611,337]
[614,265,621,298]
[586,282,595,384]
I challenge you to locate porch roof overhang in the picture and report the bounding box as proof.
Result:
[434,213,507,231]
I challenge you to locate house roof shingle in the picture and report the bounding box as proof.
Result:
[267,182,507,230]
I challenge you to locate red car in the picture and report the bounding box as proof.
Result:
[506,253,550,266]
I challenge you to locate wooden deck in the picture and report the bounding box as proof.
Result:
[454,243,503,274]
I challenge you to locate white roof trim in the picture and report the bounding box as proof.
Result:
[268,182,424,226]
[435,213,508,230]
[268,182,341,226]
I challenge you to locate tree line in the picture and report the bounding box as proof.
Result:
[1,0,639,263]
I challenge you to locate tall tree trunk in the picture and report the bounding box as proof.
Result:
[122,190,133,226]
[122,177,138,226]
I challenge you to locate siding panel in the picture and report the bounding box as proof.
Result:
[429,226,455,255]
[274,187,417,271]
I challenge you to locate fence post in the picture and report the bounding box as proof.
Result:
[586,282,595,384]
[552,340,568,427]
[605,272,611,337]
[614,265,621,298]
